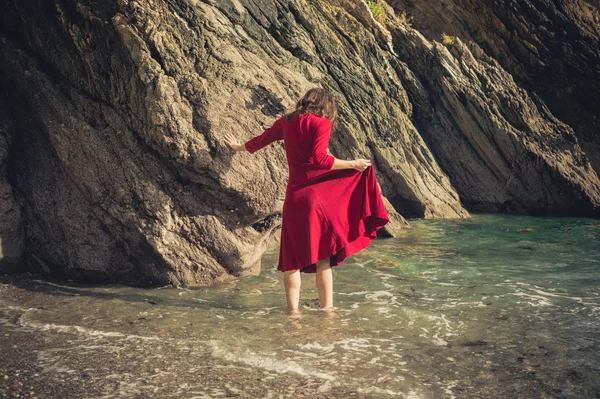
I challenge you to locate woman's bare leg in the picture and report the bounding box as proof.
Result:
[316,258,333,308]
[283,269,301,312]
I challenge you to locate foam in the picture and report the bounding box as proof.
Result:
[208,340,336,381]
[365,291,395,301]
[357,385,412,397]
[17,308,162,341]
[530,287,599,306]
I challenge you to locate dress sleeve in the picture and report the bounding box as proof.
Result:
[311,116,336,170]
[244,117,284,154]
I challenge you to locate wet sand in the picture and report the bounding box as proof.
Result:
[0,273,362,399]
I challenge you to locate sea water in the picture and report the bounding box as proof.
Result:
[1,214,599,398]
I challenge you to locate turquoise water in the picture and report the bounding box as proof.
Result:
[1,214,599,398]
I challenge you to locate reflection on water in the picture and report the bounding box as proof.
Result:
[1,214,599,398]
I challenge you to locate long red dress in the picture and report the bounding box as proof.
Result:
[244,112,389,273]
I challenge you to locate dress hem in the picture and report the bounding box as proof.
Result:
[278,214,389,273]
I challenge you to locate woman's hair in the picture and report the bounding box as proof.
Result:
[286,87,338,126]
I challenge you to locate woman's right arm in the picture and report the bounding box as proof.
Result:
[312,117,371,172]
[331,158,371,171]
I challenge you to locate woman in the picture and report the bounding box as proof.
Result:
[224,87,389,314]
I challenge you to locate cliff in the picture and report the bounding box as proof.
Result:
[0,0,598,285]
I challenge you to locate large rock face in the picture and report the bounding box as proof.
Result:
[0,0,598,286]
[388,22,600,214]
[389,0,600,176]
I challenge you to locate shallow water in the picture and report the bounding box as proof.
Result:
[1,214,600,398]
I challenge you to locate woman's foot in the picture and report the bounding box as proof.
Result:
[321,305,337,318]
[287,308,302,323]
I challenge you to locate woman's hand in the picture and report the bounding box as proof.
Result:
[223,133,247,152]
[351,159,371,172]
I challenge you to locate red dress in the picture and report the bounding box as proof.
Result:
[244,112,389,273]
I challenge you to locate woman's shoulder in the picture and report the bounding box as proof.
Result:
[304,112,332,126]
[284,111,330,122]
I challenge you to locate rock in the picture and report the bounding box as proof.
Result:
[518,246,536,251]
[0,97,24,274]
[462,340,488,347]
[378,195,410,237]
[0,0,438,286]
[301,298,322,309]
[0,0,597,286]
[388,0,600,177]
[388,21,600,216]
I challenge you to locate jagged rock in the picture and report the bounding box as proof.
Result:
[0,0,425,286]
[388,0,600,175]
[379,195,409,237]
[388,21,600,214]
[0,0,597,286]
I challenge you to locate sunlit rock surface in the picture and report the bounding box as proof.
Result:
[0,0,598,285]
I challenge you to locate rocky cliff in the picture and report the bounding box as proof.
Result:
[0,0,598,286]
[389,0,600,175]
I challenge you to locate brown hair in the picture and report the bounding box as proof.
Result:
[286,87,338,127]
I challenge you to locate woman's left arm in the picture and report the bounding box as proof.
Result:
[224,117,284,153]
